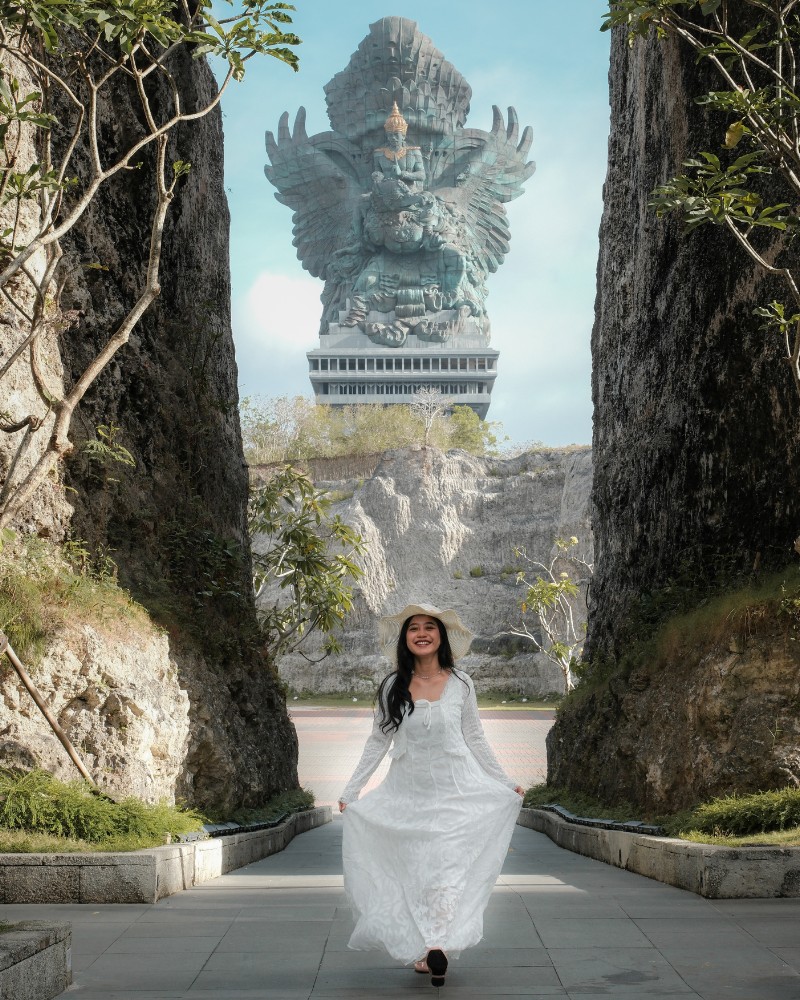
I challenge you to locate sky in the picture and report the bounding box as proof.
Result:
[217,1,610,448]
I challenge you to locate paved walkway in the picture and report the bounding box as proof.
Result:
[291,707,552,806]
[7,817,800,999]
[7,709,800,998]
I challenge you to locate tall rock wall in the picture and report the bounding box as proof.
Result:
[259,445,592,697]
[548,25,800,808]
[0,49,297,812]
[587,28,800,662]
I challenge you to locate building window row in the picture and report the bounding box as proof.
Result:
[310,356,495,373]
[323,382,487,396]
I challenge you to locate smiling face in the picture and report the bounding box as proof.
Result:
[405,615,442,661]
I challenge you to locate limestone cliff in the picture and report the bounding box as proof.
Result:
[259,445,592,697]
[0,50,297,812]
[549,26,800,808]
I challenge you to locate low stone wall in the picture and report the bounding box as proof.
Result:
[0,921,71,1000]
[0,806,331,905]
[519,808,800,898]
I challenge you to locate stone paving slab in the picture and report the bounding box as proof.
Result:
[1,817,799,998]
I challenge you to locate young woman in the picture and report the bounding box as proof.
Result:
[338,603,524,989]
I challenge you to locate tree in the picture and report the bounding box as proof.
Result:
[447,404,503,455]
[240,395,321,465]
[504,536,593,692]
[409,387,451,446]
[0,1,300,529]
[603,1,800,399]
[249,465,365,660]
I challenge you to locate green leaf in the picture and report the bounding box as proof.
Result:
[724,121,745,148]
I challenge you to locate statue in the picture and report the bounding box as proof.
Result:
[264,17,534,351]
[371,102,425,193]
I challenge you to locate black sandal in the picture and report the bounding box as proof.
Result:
[426,948,447,987]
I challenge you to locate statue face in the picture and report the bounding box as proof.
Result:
[385,131,404,150]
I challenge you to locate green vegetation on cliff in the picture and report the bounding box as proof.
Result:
[576,565,800,694]
[240,395,505,464]
[0,535,151,668]
[548,568,800,813]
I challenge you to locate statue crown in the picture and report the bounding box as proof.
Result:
[384,101,408,135]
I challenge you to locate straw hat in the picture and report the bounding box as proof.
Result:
[379,604,475,662]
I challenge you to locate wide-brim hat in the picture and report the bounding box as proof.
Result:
[379,603,475,662]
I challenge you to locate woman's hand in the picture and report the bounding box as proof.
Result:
[514,786,524,797]
[338,800,347,812]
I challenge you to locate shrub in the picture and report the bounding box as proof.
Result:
[0,769,205,846]
[684,788,800,837]
[469,566,484,578]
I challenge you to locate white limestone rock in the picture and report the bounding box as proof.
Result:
[259,444,592,698]
[0,624,190,802]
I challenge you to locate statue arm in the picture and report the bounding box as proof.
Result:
[399,148,425,185]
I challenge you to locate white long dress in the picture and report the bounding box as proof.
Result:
[340,668,521,964]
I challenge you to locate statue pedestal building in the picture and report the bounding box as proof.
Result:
[265,17,533,419]
[308,312,498,418]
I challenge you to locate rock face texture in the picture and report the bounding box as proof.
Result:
[2,623,191,802]
[588,29,800,662]
[0,51,297,811]
[549,26,800,807]
[548,626,800,812]
[261,445,592,697]
[0,53,73,540]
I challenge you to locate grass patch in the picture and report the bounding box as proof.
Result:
[570,566,800,701]
[475,692,557,710]
[288,690,557,710]
[523,783,638,821]
[524,783,800,847]
[0,536,152,667]
[677,827,800,847]
[288,691,374,707]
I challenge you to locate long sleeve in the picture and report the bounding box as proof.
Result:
[460,674,517,789]
[339,699,392,804]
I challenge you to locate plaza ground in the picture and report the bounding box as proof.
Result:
[5,707,800,998]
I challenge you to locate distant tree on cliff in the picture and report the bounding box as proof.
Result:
[0,2,300,530]
[447,404,504,453]
[409,388,451,445]
[504,536,593,692]
[240,395,504,463]
[603,1,800,401]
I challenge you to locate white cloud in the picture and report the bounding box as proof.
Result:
[236,271,321,351]
[233,271,323,402]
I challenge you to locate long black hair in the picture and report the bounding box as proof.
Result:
[376,614,466,734]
